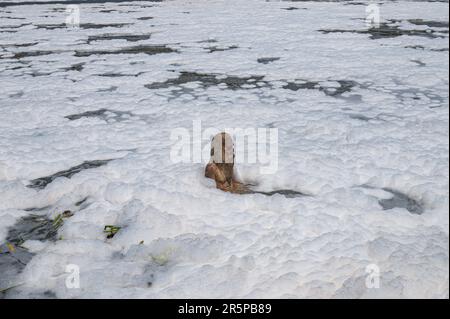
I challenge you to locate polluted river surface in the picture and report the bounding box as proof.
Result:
[0,0,448,298]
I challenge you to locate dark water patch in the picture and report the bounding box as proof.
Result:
[3,63,31,72]
[28,159,112,190]
[27,70,55,77]
[98,86,118,92]
[42,290,57,298]
[405,45,449,52]
[283,0,350,1]
[371,82,445,108]
[431,48,449,52]
[137,16,154,21]
[87,34,152,44]
[265,122,277,128]
[11,50,58,59]
[349,114,373,122]
[319,22,447,39]
[1,42,38,48]
[65,108,133,121]
[117,2,159,7]
[99,9,118,13]
[343,1,367,4]
[48,7,66,12]
[407,19,449,28]
[0,23,31,30]
[24,206,52,212]
[0,245,33,294]
[61,62,85,72]
[75,197,89,208]
[8,91,24,98]
[349,112,404,122]
[74,44,176,57]
[285,0,448,2]
[97,72,146,77]
[281,0,384,3]
[257,57,280,64]
[145,71,270,92]
[353,79,445,108]
[0,245,33,266]
[379,188,424,215]
[6,215,60,246]
[25,200,86,215]
[0,16,26,20]
[411,59,426,67]
[0,209,77,294]
[0,0,164,8]
[198,39,218,44]
[282,7,306,10]
[360,185,424,215]
[406,45,426,50]
[283,79,357,97]
[36,23,131,30]
[206,45,238,53]
[253,189,307,198]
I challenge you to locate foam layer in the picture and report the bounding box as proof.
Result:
[0,0,448,298]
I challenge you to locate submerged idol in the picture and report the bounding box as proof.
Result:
[205,132,250,194]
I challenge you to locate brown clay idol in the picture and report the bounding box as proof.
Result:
[205,132,250,194]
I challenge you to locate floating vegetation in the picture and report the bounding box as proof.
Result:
[5,211,72,247]
[6,243,16,253]
[0,283,23,295]
[7,215,57,245]
[53,210,73,229]
[0,207,77,292]
[0,213,63,285]
[104,225,121,239]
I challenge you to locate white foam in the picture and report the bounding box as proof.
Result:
[0,0,448,298]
